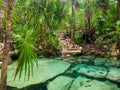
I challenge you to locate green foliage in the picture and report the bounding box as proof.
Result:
[8,0,120,79]
[32,0,70,53]
[11,0,40,79]
[12,25,39,79]
[74,31,84,43]
[75,9,85,29]
[14,30,38,80]
[116,21,120,34]
[0,0,2,7]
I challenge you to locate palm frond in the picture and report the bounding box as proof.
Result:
[14,30,38,80]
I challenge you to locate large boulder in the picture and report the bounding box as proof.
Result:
[4,60,70,89]
[47,76,74,90]
[106,67,120,83]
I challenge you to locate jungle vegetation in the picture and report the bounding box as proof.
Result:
[0,0,120,90]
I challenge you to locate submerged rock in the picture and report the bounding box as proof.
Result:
[77,55,95,64]
[105,80,120,90]
[62,57,77,63]
[47,76,74,90]
[106,67,120,83]
[104,59,120,67]
[5,60,70,89]
[71,64,120,83]
[47,75,119,90]
[1,56,120,90]
[94,58,107,66]
[70,76,92,90]
[78,80,111,90]
[76,64,108,78]
[79,55,95,60]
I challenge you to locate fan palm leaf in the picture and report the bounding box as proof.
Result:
[14,30,38,80]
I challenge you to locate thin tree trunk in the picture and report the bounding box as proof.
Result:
[0,0,14,90]
[71,4,75,40]
[84,0,93,43]
[117,0,120,59]
[0,0,7,84]
[0,0,6,42]
[117,35,120,59]
[84,0,91,31]
[117,0,120,19]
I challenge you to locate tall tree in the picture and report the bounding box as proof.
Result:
[84,0,91,31]
[71,0,75,40]
[83,0,93,43]
[117,0,120,59]
[0,0,6,41]
[0,0,14,90]
[117,0,120,19]
[71,0,80,40]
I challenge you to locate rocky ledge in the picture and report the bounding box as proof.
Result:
[70,64,120,83]
[0,57,120,90]
[63,55,120,67]
[47,63,120,90]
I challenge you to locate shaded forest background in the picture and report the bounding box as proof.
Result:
[0,0,120,58]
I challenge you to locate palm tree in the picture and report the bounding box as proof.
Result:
[0,0,6,41]
[1,0,39,89]
[1,0,14,90]
[11,0,39,79]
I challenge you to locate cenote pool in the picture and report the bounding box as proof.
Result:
[1,56,120,90]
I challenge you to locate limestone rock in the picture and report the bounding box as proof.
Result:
[70,76,92,90]
[71,64,82,71]
[77,55,95,63]
[47,76,74,90]
[78,80,111,90]
[104,59,120,67]
[79,55,95,60]
[106,67,120,83]
[105,80,120,90]
[77,58,91,63]
[54,57,63,60]
[63,57,77,63]
[94,58,107,65]
[5,60,70,89]
[76,64,108,78]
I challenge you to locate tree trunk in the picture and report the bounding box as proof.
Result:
[0,0,6,42]
[84,0,93,43]
[117,35,120,59]
[117,0,120,19]
[117,0,120,59]
[84,9,91,31]
[84,0,91,31]
[0,0,14,90]
[71,3,75,40]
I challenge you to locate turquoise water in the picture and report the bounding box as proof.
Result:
[3,56,120,90]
